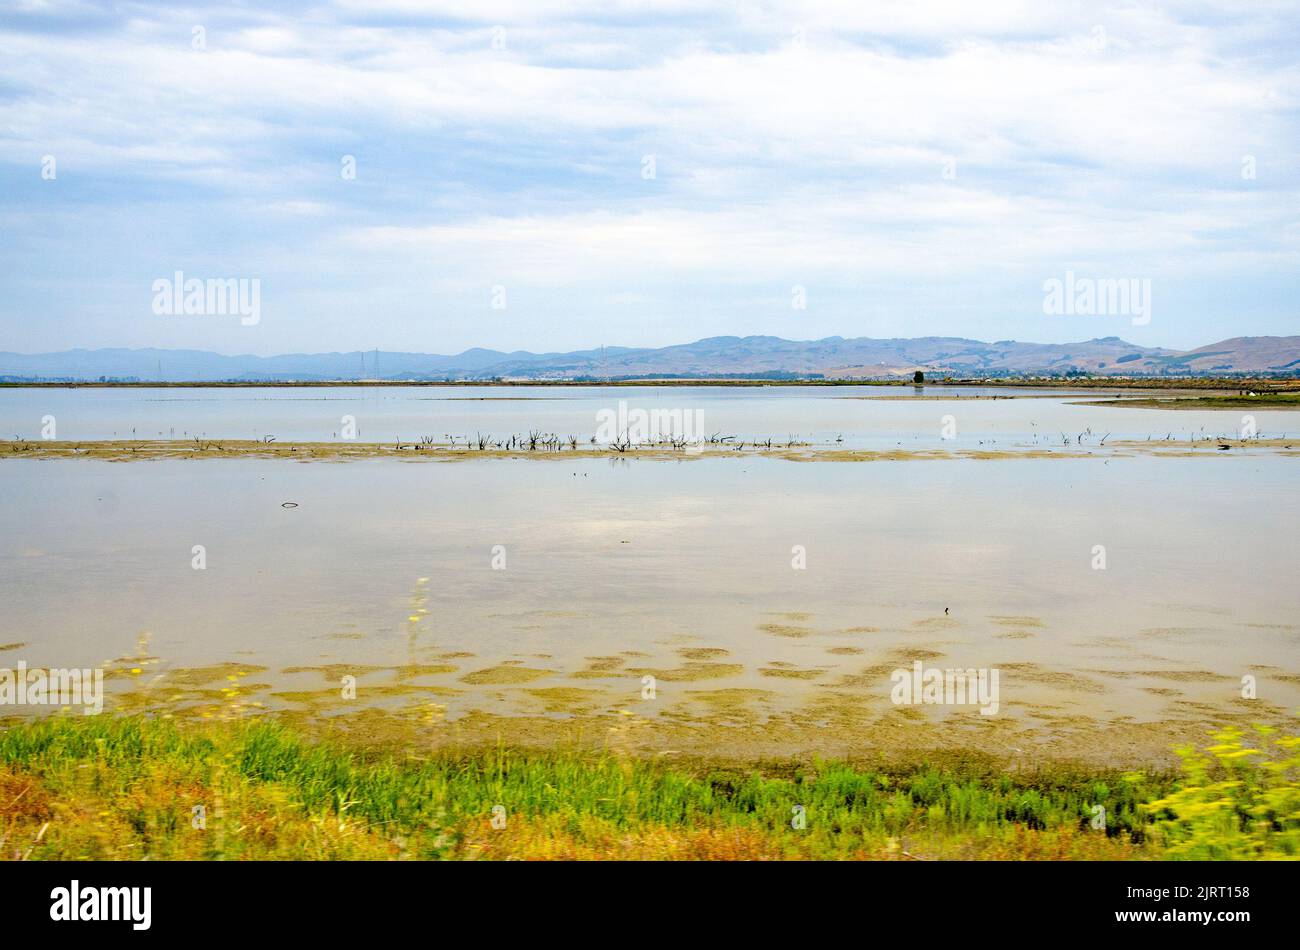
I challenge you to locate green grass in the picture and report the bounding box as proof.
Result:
[0,715,1294,860]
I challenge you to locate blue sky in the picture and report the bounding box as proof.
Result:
[1,0,1297,356]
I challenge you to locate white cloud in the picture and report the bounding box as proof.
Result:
[0,0,1296,351]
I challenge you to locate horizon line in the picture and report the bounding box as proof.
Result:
[4,331,1292,360]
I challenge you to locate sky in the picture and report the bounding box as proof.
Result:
[1,0,1297,356]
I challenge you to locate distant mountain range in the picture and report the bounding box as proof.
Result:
[3,335,1298,382]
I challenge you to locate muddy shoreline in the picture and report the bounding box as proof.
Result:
[5,437,1298,462]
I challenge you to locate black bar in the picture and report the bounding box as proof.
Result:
[0,860,1277,936]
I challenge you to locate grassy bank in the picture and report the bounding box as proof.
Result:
[1085,393,1300,410]
[1,716,1296,860]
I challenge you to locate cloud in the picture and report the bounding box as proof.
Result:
[0,1,1296,353]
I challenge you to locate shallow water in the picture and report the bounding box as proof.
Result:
[3,384,1296,451]
[2,436,1297,745]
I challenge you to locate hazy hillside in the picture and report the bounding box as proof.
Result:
[1170,337,1300,374]
[2,335,1297,382]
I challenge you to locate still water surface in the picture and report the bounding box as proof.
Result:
[3,385,1295,449]
[2,386,1297,764]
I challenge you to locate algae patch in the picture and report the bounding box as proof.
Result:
[461,665,556,685]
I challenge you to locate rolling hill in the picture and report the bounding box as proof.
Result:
[1,335,1297,382]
